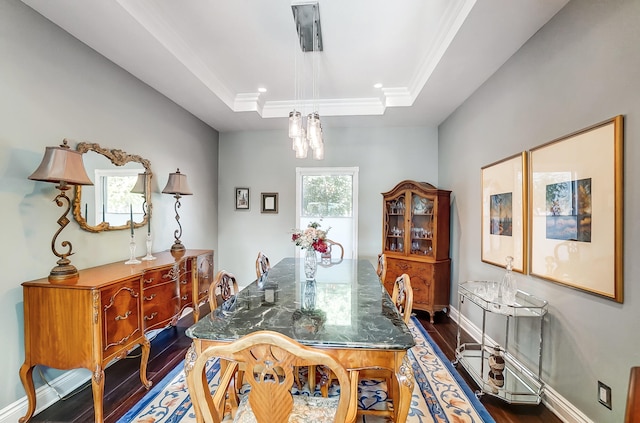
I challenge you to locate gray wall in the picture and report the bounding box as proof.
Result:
[217,126,439,285]
[439,0,640,421]
[0,0,219,409]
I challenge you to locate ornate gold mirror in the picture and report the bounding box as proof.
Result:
[72,142,152,232]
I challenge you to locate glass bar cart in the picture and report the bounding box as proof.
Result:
[454,281,548,404]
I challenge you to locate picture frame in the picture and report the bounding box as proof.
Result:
[235,187,250,210]
[481,152,528,273]
[529,115,623,302]
[261,192,278,214]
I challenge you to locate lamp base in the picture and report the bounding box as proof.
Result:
[48,263,79,285]
[170,242,186,259]
[171,242,186,252]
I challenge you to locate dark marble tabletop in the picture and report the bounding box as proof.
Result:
[186,258,415,350]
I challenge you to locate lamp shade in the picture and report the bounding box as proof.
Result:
[131,173,147,194]
[28,140,93,186]
[162,169,193,195]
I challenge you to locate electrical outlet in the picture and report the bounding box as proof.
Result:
[598,381,612,409]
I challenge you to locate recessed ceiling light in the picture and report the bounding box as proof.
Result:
[373,83,383,89]
[258,87,267,93]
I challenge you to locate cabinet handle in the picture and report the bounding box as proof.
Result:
[144,294,156,301]
[115,310,132,321]
[181,295,188,301]
[144,312,158,321]
[143,278,154,285]
[180,279,187,285]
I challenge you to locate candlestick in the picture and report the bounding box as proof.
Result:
[102,203,105,222]
[84,203,88,221]
[147,206,151,235]
[142,233,156,261]
[129,204,134,236]
[125,234,141,264]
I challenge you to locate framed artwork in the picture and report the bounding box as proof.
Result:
[235,187,250,210]
[261,192,278,214]
[481,152,528,273]
[529,115,623,302]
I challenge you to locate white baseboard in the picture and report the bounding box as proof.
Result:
[448,306,594,423]
[0,368,90,423]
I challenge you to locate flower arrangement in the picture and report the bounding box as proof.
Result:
[291,221,330,253]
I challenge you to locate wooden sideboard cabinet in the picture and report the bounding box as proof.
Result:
[19,249,213,423]
[382,180,451,323]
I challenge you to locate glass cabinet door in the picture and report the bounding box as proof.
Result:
[410,193,435,257]
[385,194,405,253]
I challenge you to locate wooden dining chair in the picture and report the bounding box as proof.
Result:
[376,253,387,284]
[186,330,358,423]
[392,273,413,324]
[319,239,345,267]
[255,252,271,279]
[209,270,240,311]
[626,367,640,422]
[325,239,344,259]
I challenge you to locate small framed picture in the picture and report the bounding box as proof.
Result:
[261,192,278,214]
[235,187,250,210]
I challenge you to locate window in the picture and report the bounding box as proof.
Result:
[296,167,359,259]
[94,169,144,226]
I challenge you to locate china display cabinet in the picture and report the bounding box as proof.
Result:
[381,180,451,323]
[454,281,548,404]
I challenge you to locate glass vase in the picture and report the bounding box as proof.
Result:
[500,256,517,305]
[304,248,317,280]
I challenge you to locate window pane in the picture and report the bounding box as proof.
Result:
[103,175,144,214]
[302,175,352,217]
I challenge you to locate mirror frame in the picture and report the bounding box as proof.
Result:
[72,142,153,233]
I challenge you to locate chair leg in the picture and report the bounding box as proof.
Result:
[318,366,332,397]
[293,366,303,390]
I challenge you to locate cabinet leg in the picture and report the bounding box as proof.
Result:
[193,303,200,322]
[140,337,153,389]
[91,366,105,423]
[18,363,36,423]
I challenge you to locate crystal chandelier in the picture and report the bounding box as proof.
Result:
[289,2,324,160]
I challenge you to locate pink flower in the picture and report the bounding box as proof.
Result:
[291,222,330,250]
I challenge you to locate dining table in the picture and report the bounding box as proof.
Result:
[185,257,416,422]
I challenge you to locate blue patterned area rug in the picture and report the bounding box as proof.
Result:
[117,317,495,422]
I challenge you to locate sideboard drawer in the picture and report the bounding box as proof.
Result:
[179,269,193,305]
[101,278,142,360]
[142,261,187,287]
[142,282,180,331]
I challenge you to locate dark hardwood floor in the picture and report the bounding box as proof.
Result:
[29,307,561,423]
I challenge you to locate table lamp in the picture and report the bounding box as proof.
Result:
[28,139,93,283]
[130,172,148,215]
[162,168,192,252]
[131,172,156,261]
